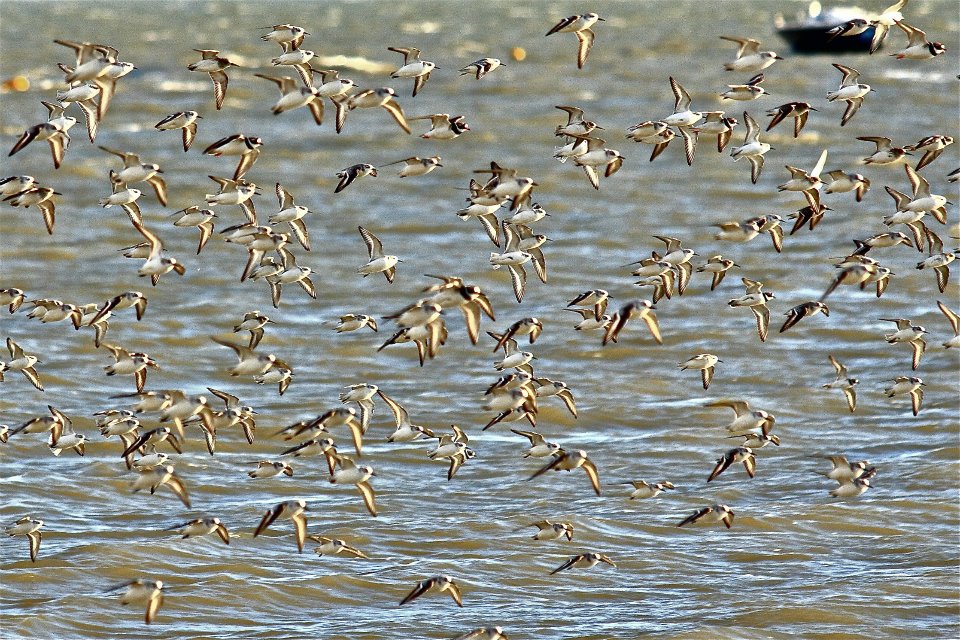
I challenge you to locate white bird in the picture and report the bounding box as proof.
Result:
[388,46,436,97]
[678,353,721,389]
[628,480,675,500]
[166,517,230,544]
[108,579,166,624]
[729,111,770,183]
[720,36,782,72]
[357,225,399,283]
[826,64,872,127]
[254,499,309,552]
[705,399,776,436]
[868,0,909,54]
[6,516,43,562]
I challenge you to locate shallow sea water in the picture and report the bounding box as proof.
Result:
[0,1,958,639]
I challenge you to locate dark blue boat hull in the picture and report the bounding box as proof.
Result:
[777,24,876,54]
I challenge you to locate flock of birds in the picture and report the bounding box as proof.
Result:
[1,0,957,636]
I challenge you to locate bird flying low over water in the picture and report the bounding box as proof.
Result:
[400,575,462,607]
[529,449,601,495]
[546,13,604,69]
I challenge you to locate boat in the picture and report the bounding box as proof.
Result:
[775,1,876,54]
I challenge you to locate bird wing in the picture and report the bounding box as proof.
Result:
[207,387,240,408]
[751,304,770,342]
[21,366,44,391]
[28,531,41,562]
[640,310,663,344]
[669,76,691,112]
[840,98,863,127]
[165,474,191,508]
[810,149,828,178]
[144,590,163,624]
[233,147,259,181]
[580,163,600,190]
[743,454,757,478]
[828,355,847,378]
[211,336,255,362]
[910,337,925,370]
[550,555,580,574]
[557,389,578,418]
[701,367,713,390]
[291,511,307,552]
[843,387,857,412]
[581,457,601,495]
[678,127,697,166]
[346,419,364,457]
[546,16,576,36]
[400,580,430,605]
[460,302,482,345]
[708,453,733,482]
[937,301,960,335]
[747,155,765,185]
[358,225,384,258]
[575,28,595,69]
[356,481,377,517]
[510,429,541,445]
[254,506,281,537]
[529,453,566,480]
[382,98,411,134]
[209,70,228,110]
[677,508,709,527]
[507,264,526,304]
[910,387,923,416]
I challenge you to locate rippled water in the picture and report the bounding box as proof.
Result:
[1,1,958,638]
